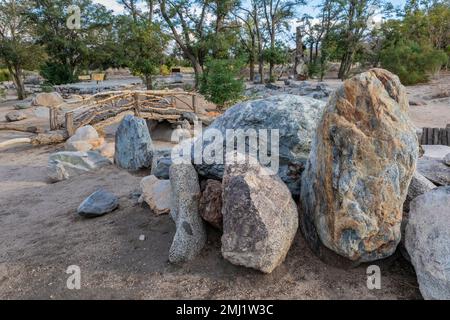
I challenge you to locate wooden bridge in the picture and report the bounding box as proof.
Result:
[49,90,199,136]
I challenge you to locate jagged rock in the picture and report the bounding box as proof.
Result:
[115,115,154,171]
[169,163,206,263]
[417,159,450,186]
[199,180,223,229]
[221,154,299,273]
[404,171,437,212]
[300,68,419,264]
[405,186,450,300]
[5,110,27,122]
[194,94,326,195]
[139,175,172,215]
[48,151,112,182]
[77,190,119,218]
[32,92,64,107]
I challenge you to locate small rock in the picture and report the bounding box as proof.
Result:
[417,159,450,186]
[222,154,299,273]
[444,153,450,166]
[140,175,172,215]
[5,110,27,122]
[77,190,119,218]
[139,235,146,241]
[32,92,64,107]
[48,151,112,182]
[153,157,172,180]
[199,180,223,229]
[65,125,104,152]
[169,163,206,263]
[115,115,154,171]
[405,186,450,300]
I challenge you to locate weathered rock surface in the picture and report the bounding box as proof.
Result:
[404,171,437,212]
[405,186,450,300]
[421,145,450,161]
[48,151,112,182]
[5,110,27,122]
[32,92,64,107]
[221,156,299,273]
[115,115,154,171]
[139,175,172,215]
[194,94,326,195]
[169,163,206,263]
[417,159,450,186]
[300,68,419,263]
[199,180,223,229]
[77,190,119,218]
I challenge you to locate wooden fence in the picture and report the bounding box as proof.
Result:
[421,125,450,146]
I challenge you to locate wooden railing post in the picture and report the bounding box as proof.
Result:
[65,112,75,137]
[134,92,141,117]
[49,107,58,131]
[192,94,197,113]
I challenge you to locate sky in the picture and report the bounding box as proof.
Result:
[93,0,408,16]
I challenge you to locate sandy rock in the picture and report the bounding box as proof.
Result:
[194,94,326,195]
[300,68,420,264]
[77,190,119,218]
[5,110,27,122]
[417,159,450,186]
[99,142,115,159]
[65,126,103,152]
[32,92,64,107]
[139,175,172,215]
[48,151,112,182]
[405,186,450,300]
[221,155,299,273]
[199,180,223,229]
[115,115,154,171]
[169,163,206,263]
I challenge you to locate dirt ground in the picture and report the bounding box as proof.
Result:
[2,74,445,300]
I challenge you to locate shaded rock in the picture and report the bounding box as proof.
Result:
[32,92,64,107]
[153,157,172,180]
[421,145,450,161]
[77,189,119,218]
[194,94,326,195]
[48,151,112,182]
[199,179,223,229]
[115,115,154,171]
[5,110,27,122]
[222,154,299,273]
[139,175,172,215]
[300,68,419,264]
[169,163,206,263]
[417,159,450,186]
[404,171,437,212]
[405,186,450,300]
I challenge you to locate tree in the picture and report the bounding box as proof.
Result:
[0,0,43,99]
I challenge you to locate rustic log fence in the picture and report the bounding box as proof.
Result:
[421,125,450,146]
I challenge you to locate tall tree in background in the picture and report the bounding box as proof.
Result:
[0,0,43,99]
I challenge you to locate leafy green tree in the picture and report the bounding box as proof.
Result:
[0,0,44,99]
[200,59,244,108]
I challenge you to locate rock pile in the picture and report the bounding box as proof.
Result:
[245,81,333,101]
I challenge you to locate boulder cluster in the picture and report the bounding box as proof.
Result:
[46,68,449,299]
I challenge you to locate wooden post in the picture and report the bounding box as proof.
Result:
[49,108,58,131]
[134,93,141,117]
[65,112,75,137]
[192,94,197,114]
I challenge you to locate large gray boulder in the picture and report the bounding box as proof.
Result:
[115,115,154,171]
[78,190,119,218]
[405,186,450,300]
[48,151,112,182]
[169,163,206,263]
[221,154,299,273]
[194,94,326,195]
[417,159,450,186]
[300,69,419,264]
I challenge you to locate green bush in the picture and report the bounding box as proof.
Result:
[0,69,10,82]
[200,59,244,108]
[40,62,76,85]
[380,41,448,85]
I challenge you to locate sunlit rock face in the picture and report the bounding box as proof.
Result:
[300,68,419,264]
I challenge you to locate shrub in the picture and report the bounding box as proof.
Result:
[40,62,76,85]
[200,59,244,109]
[380,40,448,85]
[160,64,170,76]
[0,69,10,82]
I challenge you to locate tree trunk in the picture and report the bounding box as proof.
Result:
[9,65,26,100]
[249,56,255,81]
[338,49,354,80]
[294,26,304,79]
[145,74,153,90]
